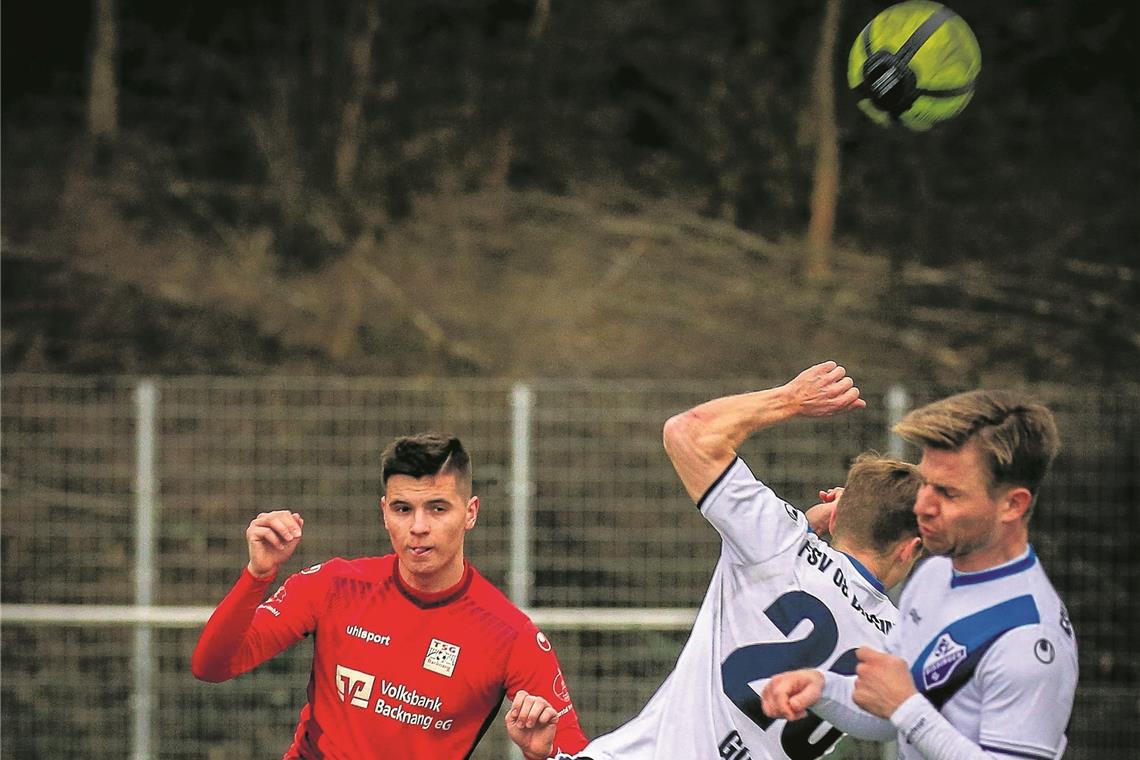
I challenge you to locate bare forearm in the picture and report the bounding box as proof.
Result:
[664,386,797,501]
[663,362,863,503]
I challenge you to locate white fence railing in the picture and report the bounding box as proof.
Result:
[2,376,1136,759]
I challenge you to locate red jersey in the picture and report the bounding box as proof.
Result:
[192,555,588,759]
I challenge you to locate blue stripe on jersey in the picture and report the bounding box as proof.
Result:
[950,546,1037,588]
[910,595,1040,696]
[979,744,1055,760]
[921,634,1001,709]
[697,457,740,511]
[840,551,885,594]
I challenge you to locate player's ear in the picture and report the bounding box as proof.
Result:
[902,536,923,563]
[1001,487,1033,523]
[465,496,479,530]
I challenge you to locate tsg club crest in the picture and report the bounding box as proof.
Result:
[922,632,968,689]
[423,638,460,677]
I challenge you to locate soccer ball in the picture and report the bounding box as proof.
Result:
[848,1,981,131]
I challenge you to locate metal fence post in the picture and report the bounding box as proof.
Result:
[886,384,911,459]
[508,382,534,609]
[507,383,534,760]
[133,380,158,760]
[882,383,911,760]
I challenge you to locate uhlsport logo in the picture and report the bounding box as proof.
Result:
[336,664,376,708]
[346,625,392,646]
[536,631,552,652]
[922,633,968,689]
[423,638,460,677]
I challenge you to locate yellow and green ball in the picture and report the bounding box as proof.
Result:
[848,1,981,131]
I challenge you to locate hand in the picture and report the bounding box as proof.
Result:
[761,669,825,721]
[852,647,918,718]
[818,487,844,503]
[246,510,304,579]
[505,689,559,760]
[786,361,866,418]
[804,487,843,535]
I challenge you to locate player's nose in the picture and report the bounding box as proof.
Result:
[913,484,938,516]
[410,509,431,533]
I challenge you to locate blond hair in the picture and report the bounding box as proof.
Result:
[832,453,921,553]
[894,390,1060,497]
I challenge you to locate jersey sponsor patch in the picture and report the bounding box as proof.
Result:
[336,664,375,708]
[921,632,968,689]
[423,638,460,677]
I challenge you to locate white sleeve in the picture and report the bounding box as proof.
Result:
[889,695,1004,760]
[889,625,1073,760]
[972,626,1075,759]
[812,673,897,742]
[698,457,807,565]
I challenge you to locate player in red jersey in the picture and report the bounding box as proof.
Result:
[192,433,588,760]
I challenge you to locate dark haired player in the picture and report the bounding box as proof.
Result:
[193,433,587,760]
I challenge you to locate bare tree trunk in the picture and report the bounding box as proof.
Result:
[529,0,552,41]
[334,0,381,194]
[87,0,118,162]
[805,0,843,280]
[486,0,552,191]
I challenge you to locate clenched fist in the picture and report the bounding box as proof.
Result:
[246,510,304,579]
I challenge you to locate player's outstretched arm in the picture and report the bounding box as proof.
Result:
[246,510,304,579]
[762,669,826,722]
[766,661,898,744]
[663,361,865,501]
[505,690,560,760]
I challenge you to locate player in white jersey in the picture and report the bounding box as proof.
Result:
[505,361,925,760]
[762,390,1078,760]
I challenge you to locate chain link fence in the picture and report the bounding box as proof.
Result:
[2,375,1137,758]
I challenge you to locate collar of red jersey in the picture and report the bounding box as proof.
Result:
[392,558,474,608]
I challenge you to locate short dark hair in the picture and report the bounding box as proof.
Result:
[832,453,921,553]
[380,433,472,491]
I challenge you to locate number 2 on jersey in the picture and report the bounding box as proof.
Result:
[721,590,857,760]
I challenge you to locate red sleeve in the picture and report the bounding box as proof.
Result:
[191,563,326,683]
[506,625,589,755]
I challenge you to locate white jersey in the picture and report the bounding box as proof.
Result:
[572,457,900,760]
[889,549,1078,760]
